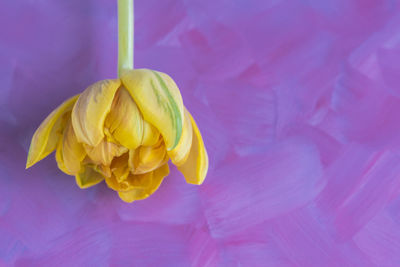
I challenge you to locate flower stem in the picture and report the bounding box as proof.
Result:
[118,0,134,76]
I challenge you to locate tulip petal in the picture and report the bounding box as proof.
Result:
[71,79,121,146]
[62,119,86,175]
[117,188,148,203]
[141,120,160,146]
[118,163,170,203]
[177,112,208,185]
[106,170,151,192]
[120,69,184,150]
[55,139,71,175]
[84,139,128,166]
[75,165,105,189]
[105,87,143,149]
[94,164,112,178]
[129,138,167,175]
[110,153,130,182]
[168,108,193,166]
[26,95,79,169]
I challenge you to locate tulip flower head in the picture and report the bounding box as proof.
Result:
[26,69,208,202]
[26,0,208,202]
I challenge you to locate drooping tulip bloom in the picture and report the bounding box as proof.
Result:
[26,69,208,202]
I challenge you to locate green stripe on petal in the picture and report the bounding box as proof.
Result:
[151,71,182,149]
[120,69,184,150]
[168,108,193,166]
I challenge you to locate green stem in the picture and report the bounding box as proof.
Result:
[118,0,134,76]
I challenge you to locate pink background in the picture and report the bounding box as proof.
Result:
[1,0,400,266]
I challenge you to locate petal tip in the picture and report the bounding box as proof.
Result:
[25,148,40,169]
[25,161,32,169]
[75,175,87,189]
[118,192,136,203]
[184,173,207,185]
[75,166,105,189]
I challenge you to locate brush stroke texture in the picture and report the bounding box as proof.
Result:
[1,0,400,266]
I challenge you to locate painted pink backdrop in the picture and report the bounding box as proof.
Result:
[1,0,400,266]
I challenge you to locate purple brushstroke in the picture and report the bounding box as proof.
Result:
[1,0,400,266]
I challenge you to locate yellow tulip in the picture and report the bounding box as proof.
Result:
[26,69,208,202]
